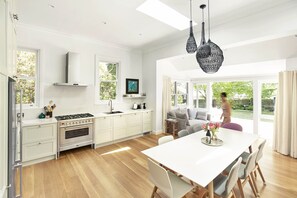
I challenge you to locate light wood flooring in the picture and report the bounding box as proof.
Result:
[22,134,297,198]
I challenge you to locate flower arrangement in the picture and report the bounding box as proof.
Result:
[44,100,56,118]
[202,122,221,139]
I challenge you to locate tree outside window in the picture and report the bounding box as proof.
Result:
[16,49,38,106]
[98,62,119,101]
[193,84,207,108]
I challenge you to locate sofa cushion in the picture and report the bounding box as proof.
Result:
[187,119,208,133]
[176,112,189,130]
[196,111,207,121]
[187,108,198,120]
[167,110,176,119]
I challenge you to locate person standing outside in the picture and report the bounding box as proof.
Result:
[220,92,231,124]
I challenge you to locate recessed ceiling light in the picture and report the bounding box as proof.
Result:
[139,33,142,36]
[136,0,196,31]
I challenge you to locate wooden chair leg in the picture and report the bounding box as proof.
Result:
[247,176,258,197]
[250,171,259,195]
[151,186,157,198]
[257,165,266,184]
[237,179,245,198]
[233,189,237,198]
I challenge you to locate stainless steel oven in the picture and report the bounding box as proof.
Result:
[56,114,94,157]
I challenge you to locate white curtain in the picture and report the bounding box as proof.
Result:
[162,76,172,132]
[273,71,297,158]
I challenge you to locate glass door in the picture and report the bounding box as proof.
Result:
[259,82,277,140]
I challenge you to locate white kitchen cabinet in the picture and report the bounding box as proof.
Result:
[126,112,142,136]
[95,117,113,144]
[94,110,153,147]
[23,124,56,144]
[0,74,8,198]
[113,115,127,140]
[143,111,152,132]
[23,140,56,162]
[22,123,57,165]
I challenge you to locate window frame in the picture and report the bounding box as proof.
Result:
[192,83,207,109]
[171,80,189,108]
[16,47,40,108]
[95,59,121,104]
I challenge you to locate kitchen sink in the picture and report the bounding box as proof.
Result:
[104,111,123,114]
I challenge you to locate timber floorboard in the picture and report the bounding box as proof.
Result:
[22,134,297,198]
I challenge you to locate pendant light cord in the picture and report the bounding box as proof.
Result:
[208,0,210,39]
[190,0,192,21]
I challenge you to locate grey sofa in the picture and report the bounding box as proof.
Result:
[167,108,211,133]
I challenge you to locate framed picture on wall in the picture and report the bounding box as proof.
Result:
[126,78,139,94]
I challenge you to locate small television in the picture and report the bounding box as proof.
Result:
[126,78,139,94]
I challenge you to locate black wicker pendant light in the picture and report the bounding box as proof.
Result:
[196,0,224,74]
[186,0,197,53]
[196,4,211,59]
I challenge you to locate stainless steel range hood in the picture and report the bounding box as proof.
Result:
[53,52,87,87]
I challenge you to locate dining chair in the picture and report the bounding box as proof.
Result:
[212,157,242,198]
[147,158,194,198]
[225,149,259,198]
[158,135,174,145]
[240,140,267,193]
[177,130,189,138]
[221,123,243,132]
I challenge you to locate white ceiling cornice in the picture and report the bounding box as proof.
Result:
[16,22,143,53]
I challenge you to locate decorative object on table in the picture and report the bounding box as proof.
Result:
[143,103,146,109]
[44,100,56,118]
[201,136,223,147]
[196,4,211,59]
[209,122,221,140]
[202,122,222,145]
[126,78,139,94]
[186,0,197,53]
[38,113,45,119]
[195,0,224,74]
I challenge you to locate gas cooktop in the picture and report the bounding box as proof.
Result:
[55,113,94,121]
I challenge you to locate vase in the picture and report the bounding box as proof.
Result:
[211,131,217,140]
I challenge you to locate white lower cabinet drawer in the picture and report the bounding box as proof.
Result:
[127,125,142,136]
[95,129,113,144]
[23,140,56,162]
[143,123,152,132]
[23,124,56,144]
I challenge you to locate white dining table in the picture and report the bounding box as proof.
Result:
[142,128,259,198]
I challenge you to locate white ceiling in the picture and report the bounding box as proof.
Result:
[164,35,297,78]
[16,0,291,49]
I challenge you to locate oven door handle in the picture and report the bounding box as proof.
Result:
[60,124,93,131]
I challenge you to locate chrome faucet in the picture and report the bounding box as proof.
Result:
[108,100,114,113]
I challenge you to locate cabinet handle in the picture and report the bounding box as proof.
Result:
[39,125,41,128]
[38,142,41,145]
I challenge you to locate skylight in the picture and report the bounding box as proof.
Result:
[136,0,196,31]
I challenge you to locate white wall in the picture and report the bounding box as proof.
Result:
[143,1,297,132]
[16,25,143,119]
[286,57,297,71]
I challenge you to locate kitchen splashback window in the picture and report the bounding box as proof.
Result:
[96,60,119,102]
[16,48,39,106]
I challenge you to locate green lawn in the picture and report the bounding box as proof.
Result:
[232,110,253,120]
[232,109,274,123]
